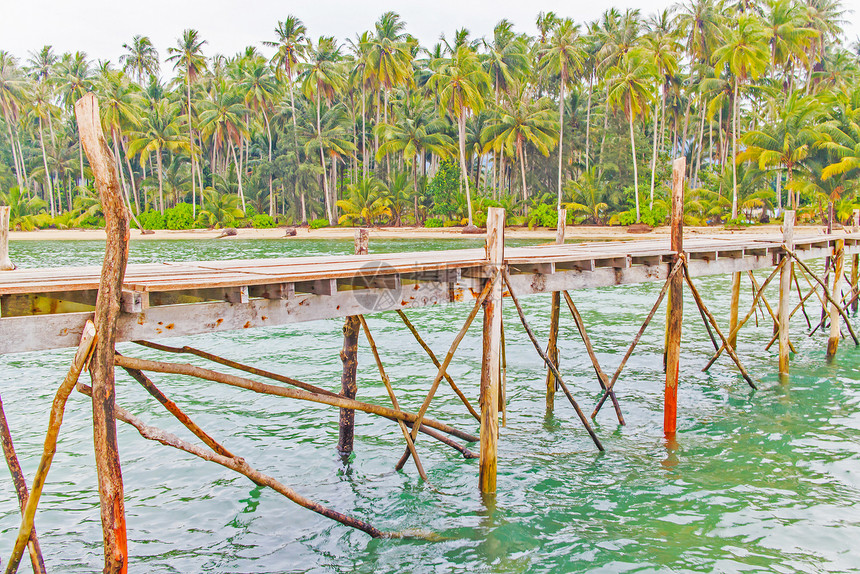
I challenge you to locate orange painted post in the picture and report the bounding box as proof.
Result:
[664,157,685,435]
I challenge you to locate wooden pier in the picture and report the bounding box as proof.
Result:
[2,95,860,572]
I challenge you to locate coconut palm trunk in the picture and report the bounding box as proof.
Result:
[457,114,473,226]
[557,78,565,211]
[649,98,659,209]
[315,96,333,225]
[731,79,739,220]
[229,141,247,214]
[37,117,54,216]
[628,93,640,222]
[585,73,593,172]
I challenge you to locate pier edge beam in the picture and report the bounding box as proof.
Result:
[479,207,504,494]
[545,208,566,411]
[827,238,844,357]
[664,157,685,435]
[778,211,795,376]
[337,228,369,456]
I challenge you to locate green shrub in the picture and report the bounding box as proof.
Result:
[138,210,165,229]
[473,211,487,228]
[424,218,443,228]
[164,203,194,230]
[640,205,668,227]
[309,218,329,230]
[251,213,276,229]
[443,219,461,227]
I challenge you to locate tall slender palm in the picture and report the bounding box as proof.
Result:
[28,81,57,213]
[713,15,769,218]
[299,36,345,224]
[54,51,91,185]
[607,51,653,221]
[266,16,307,217]
[167,29,207,216]
[428,44,490,226]
[0,51,27,189]
[119,35,160,84]
[237,57,279,214]
[198,80,250,211]
[539,18,585,212]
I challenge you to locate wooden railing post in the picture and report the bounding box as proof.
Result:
[778,211,795,376]
[480,207,504,494]
[0,206,14,271]
[74,93,129,573]
[827,238,844,357]
[337,228,369,456]
[545,208,566,412]
[664,157,685,435]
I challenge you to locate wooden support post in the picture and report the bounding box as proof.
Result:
[480,207,504,494]
[75,93,129,574]
[664,158,685,435]
[778,211,795,376]
[0,206,14,271]
[337,228,369,456]
[827,239,844,357]
[0,395,47,574]
[545,208,565,411]
[728,272,742,348]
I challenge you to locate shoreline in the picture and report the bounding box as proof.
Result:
[7,224,840,242]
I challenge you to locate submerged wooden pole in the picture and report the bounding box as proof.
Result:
[0,395,47,574]
[0,206,14,271]
[480,207,504,494]
[337,228,369,456]
[728,272,742,349]
[545,209,566,411]
[75,92,129,574]
[827,239,845,357]
[778,211,795,377]
[664,157,685,435]
[6,322,97,574]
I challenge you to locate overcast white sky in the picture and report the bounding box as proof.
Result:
[3,0,858,68]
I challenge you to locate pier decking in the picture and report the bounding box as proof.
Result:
[1,232,858,354]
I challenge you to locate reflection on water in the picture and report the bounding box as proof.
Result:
[1,239,859,572]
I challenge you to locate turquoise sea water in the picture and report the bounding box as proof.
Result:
[1,238,859,573]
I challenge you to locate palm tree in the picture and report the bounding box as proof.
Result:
[299,36,345,224]
[607,50,653,221]
[198,186,243,228]
[197,80,249,211]
[539,18,585,213]
[127,99,190,213]
[336,176,391,225]
[237,56,279,214]
[427,44,490,226]
[713,15,769,219]
[167,29,207,216]
[54,51,91,186]
[482,94,559,206]
[0,51,27,189]
[739,93,819,210]
[119,35,159,83]
[564,166,611,224]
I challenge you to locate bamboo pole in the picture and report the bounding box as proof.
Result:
[502,269,604,451]
[74,384,398,539]
[561,291,624,425]
[786,247,858,346]
[133,341,341,397]
[778,212,795,376]
[828,239,845,357]
[394,311,480,421]
[6,321,96,574]
[682,264,757,389]
[75,92,129,573]
[764,284,819,351]
[748,270,796,353]
[112,355,479,444]
[794,267,813,328]
[479,207,504,493]
[728,272,742,349]
[592,260,684,418]
[545,209,566,411]
[0,395,47,574]
[0,206,15,271]
[665,157,685,435]
[395,270,499,470]
[358,316,427,480]
[702,261,786,371]
[338,228,368,455]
